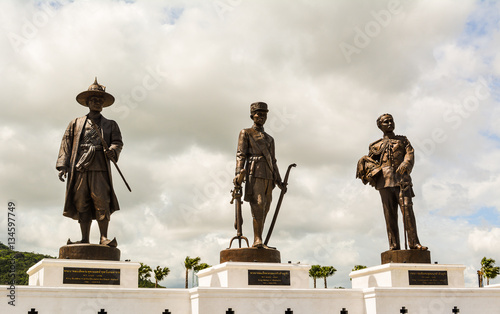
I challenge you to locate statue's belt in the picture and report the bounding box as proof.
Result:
[79,144,103,151]
[249,156,265,161]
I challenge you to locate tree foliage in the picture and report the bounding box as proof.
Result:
[309,264,322,288]
[138,263,168,288]
[184,256,201,288]
[309,264,337,288]
[154,265,170,288]
[352,265,367,271]
[350,264,367,281]
[0,242,54,286]
[320,266,337,288]
[191,262,211,287]
[138,263,155,288]
[480,257,500,286]
[194,262,211,273]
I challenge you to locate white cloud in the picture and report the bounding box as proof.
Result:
[0,0,499,288]
[468,227,500,254]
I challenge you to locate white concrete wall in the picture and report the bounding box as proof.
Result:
[1,285,500,314]
[1,286,190,314]
[2,262,499,314]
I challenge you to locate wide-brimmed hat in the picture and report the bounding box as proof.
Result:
[76,77,115,107]
[250,102,269,114]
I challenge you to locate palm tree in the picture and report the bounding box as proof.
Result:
[153,266,170,288]
[352,265,367,271]
[138,263,153,288]
[184,256,201,288]
[481,257,500,286]
[193,262,211,287]
[350,265,367,281]
[309,265,322,288]
[320,266,337,288]
[478,270,484,287]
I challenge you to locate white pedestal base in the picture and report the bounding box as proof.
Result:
[197,262,310,289]
[350,263,465,288]
[27,258,140,288]
[2,261,498,314]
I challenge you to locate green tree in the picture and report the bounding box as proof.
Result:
[138,263,154,288]
[309,265,322,288]
[154,266,170,288]
[184,256,201,288]
[0,242,54,285]
[193,262,211,287]
[320,266,337,288]
[350,264,367,281]
[352,265,367,271]
[481,257,500,286]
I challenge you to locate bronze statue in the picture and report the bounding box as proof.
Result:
[56,78,123,247]
[235,102,285,248]
[356,114,427,251]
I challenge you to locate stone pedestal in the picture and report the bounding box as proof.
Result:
[220,247,280,263]
[198,262,310,289]
[350,263,466,288]
[4,260,500,314]
[381,249,431,264]
[27,258,140,288]
[59,243,120,261]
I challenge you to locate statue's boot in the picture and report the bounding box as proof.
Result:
[100,237,118,247]
[251,219,268,248]
[98,220,117,247]
[68,219,92,245]
[67,239,90,245]
[410,244,428,250]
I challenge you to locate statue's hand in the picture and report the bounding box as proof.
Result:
[277,181,287,193]
[58,169,67,182]
[396,162,409,175]
[105,149,116,161]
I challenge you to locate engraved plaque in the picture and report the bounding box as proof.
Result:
[63,267,120,285]
[408,270,448,285]
[248,269,290,286]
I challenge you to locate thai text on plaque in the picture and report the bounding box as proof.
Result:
[408,270,448,285]
[63,267,120,285]
[248,269,290,286]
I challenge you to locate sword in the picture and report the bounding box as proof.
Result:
[264,163,296,246]
[89,119,132,192]
[398,177,411,250]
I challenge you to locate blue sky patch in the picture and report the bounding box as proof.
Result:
[163,7,184,25]
[456,206,500,226]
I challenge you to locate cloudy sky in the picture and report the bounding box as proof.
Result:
[1,0,500,289]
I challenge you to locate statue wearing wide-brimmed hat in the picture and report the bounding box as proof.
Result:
[56,78,123,252]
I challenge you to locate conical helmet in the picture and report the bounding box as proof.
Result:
[76,77,115,107]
